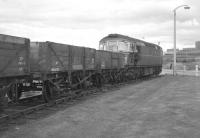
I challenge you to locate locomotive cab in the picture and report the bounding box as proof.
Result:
[99,34,139,66]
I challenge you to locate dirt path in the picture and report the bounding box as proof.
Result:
[1,76,200,138]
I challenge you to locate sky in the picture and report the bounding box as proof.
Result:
[0,0,199,51]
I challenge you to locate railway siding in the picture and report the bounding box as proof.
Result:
[1,75,200,138]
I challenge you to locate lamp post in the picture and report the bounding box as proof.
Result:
[173,5,190,76]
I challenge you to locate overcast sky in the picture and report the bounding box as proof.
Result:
[0,0,199,51]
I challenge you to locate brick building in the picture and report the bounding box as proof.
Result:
[163,41,200,70]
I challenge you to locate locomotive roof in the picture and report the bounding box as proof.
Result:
[100,34,161,49]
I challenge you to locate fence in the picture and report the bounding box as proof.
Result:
[162,65,199,77]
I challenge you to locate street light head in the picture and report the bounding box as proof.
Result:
[173,5,191,12]
[184,6,190,10]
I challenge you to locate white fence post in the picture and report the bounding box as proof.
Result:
[183,65,186,76]
[196,65,199,76]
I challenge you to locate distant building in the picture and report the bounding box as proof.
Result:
[196,41,200,49]
[165,48,179,55]
[163,41,200,70]
[182,47,196,52]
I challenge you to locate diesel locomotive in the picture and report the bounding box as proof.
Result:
[99,34,163,76]
[0,33,163,106]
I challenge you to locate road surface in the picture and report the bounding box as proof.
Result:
[1,75,200,138]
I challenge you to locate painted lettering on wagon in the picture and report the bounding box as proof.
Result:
[18,56,26,72]
[51,61,60,71]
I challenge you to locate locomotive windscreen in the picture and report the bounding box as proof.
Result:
[118,41,130,52]
[107,41,118,51]
[100,39,131,52]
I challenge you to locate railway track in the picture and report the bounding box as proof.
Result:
[0,75,162,127]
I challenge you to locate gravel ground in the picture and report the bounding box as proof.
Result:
[1,75,200,138]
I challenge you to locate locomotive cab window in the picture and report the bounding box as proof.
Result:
[106,41,118,52]
[118,41,130,52]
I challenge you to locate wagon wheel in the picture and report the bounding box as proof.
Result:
[93,73,102,88]
[42,81,54,102]
[119,72,124,82]
[98,74,103,87]
[109,72,114,84]
[42,80,60,102]
[7,83,22,103]
[0,86,9,108]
